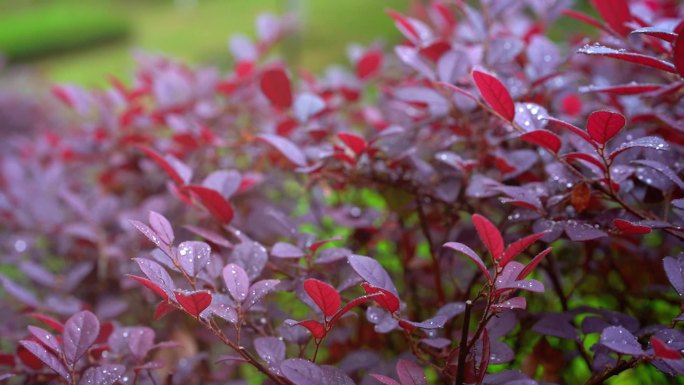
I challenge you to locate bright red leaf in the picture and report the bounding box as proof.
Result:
[518,247,552,280]
[303,279,341,318]
[613,219,652,235]
[127,275,169,300]
[674,31,684,78]
[472,214,504,260]
[651,336,681,359]
[297,320,326,339]
[472,69,515,122]
[174,291,212,317]
[520,130,562,153]
[592,0,632,36]
[500,232,546,266]
[362,283,400,313]
[587,110,626,144]
[185,185,234,224]
[27,313,64,333]
[154,301,175,320]
[260,67,292,109]
[337,133,367,156]
[357,50,383,80]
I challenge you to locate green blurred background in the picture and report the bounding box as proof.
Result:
[0,0,407,86]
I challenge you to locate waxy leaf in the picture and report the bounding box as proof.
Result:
[578,44,677,74]
[601,326,644,355]
[280,358,324,385]
[348,255,398,295]
[176,240,212,278]
[651,336,681,359]
[587,110,625,144]
[271,241,306,259]
[243,279,280,310]
[609,136,669,160]
[223,263,250,302]
[443,242,491,283]
[520,130,561,153]
[630,26,677,43]
[472,214,504,260]
[19,340,71,381]
[580,83,662,95]
[260,67,292,109]
[174,291,212,317]
[613,219,651,235]
[501,232,546,266]
[27,326,61,354]
[63,310,100,367]
[133,258,176,299]
[297,320,327,339]
[362,283,400,313]
[663,256,684,296]
[472,68,515,122]
[396,359,427,385]
[255,336,286,367]
[257,134,308,167]
[185,185,234,224]
[128,275,168,300]
[357,50,383,80]
[79,364,125,385]
[149,211,174,245]
[303,279,341,317]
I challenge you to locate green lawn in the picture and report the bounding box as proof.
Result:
[12,0,407,87]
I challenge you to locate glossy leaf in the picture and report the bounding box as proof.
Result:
[27,326,61,354]
[63,311,100,367]
[133,258,176,299]
[348,255,398,295]
[297,320,327,339]
[174,291,212,317]
[613,219,651,235]
[396,359,427,385]
[587,110,625,144]
[443,242,491,283]
[303,279,341,317]
[578,44,677,74]
[472,68,515,121]
[501,232,546,266]
[255,336,286,366]
[472,214,504,260]
[185,185,234,224]
[223,263,250,302]
[600,326,644,356]
[243,279,280,310]
[148,211,174,245]
[592,0,632,36]
[19,340,71,381]
[663,256,684,296]
[651,336,681,359]
[520,130,561,153]
[78,364,125,385]
[362,283,400,313]
[280,358,324,385]
[128,275,168,300]
[674,31,684,78]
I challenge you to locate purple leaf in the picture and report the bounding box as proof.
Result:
[126,327,155,362]
[632,160,684,190]
[369,374,402,385]
[222,263,250,302]
[609,136,669,160]
[243,279,280,310]
[532,314,578,339]
[258,134,307,167]
[63,310,100,367]
[19,261,57,288]
[129,220,168,250]
[663,255,684,296]
[230,240,268,280]
[294,93,325,122]
[396,359,427,385]
[255,336,286,367]
[442,242,491,283]
[0,274,41,308]
[348,255,398,296]
[19,340,71,381]
[320,365,355,385]
[600,326,645,356]
[491,297,526,310]
[280,358,324,385]
[563,221,607,241]
[27,326,62,354]
[271,242,306,259]
[149,211,174,245]
[176,241,212,278]
[399,315,447,330]
[78,364,125,385]
[133,258,176,299]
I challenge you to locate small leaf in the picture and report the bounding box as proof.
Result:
[185,185,234,224]
[520,130,561,153]
[19,340,71,381]
[472,214,504,260]
[396,359,427,385]
[592,0,632,36]
[257,134,308,167]
[127,275,168,300]
[565,152,607,172]
[27,313,64,333]
[630,26,677,43]
[517,247,552,280]
[650,336,681,359]
[587,110,626,144]
[254,337,286,366]
[271,242,306,259]
[472,68,515,122]
[294,93,325,122]
[337,133,367,156]
[663,256,684,296]
[348,255,398,295]
[176,240,212,278]
[329,295,376,324]
[443,242,491,283]
[148,211,174,245]
[63,311,100,367]
[362,283,400,313]
[600,326,645,356]
[260,67,292,109]
[399,315,447,330]
[357,50,383,80]
[27,326,61,354]
[223,263,250,303]
[578,44,677,74]
[609,136,669,160]
[154,301,175,320]
[613,219,652,235]
[243,279,280,310]
[78,364,125,385]
[545,117,595,145]
[280,358,324,385]
[633,160,684,190]
[174,291,212,317]
[296,320,327,339]
[500,232,545,266]
[133,258,176,299]
[303,279,341,317]
[674,31,684,77]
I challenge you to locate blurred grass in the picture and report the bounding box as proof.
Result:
[3,0,407,87]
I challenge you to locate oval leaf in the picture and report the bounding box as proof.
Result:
[174,290,212,317]
[260,67,292,109]
[223,263,250,302]
[472,68,515,122]
[63,310,100,367]
[303,279,341,317]
[443,242,491,283]
[520,130,561,153]
[348,255,398,295]
[472,214,504,260]
[600,326,645,356]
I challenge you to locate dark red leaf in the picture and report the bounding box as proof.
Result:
[386,9,420,42]
[472,214,504,260]
[297,320,326,339]
[357,50,383,80]
[136,145,190,186]
[613,219,652,235]
[517,247,552,280]
[630,27,677,43]
[565,152,607,171]
[303,279,341,318]
[308,236,342,253]
[27,313,64,333]
[545,117,595,146]
[592,0,632,36]
[472,68,515,122]
[185,185,234,224]
[500,232,546,267]
[578,45,677,74]
[329,295,376,325]
[154,301,175,320]
[362,283,400,313]
[127,275,169,300]
[651,336,681,359]
[174,291,212,317]
[520,130,561,153]
[260,67,292,109]
[337,133,367,156]
[581,83,662,95]
[674,31,684,78]
[587,110,626,144]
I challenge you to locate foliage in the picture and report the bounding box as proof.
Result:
[1,1,683,384]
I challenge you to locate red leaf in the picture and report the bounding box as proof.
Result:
[257,133,308,167]
[185,185,234,224]
[613,219,652,235]
[592,0,632,36]
[472,214,504,260]
[357,50,383,80]
[362,283,400,313]
[127,275,169,300]
[501,232,546,266]
[27,313,64,333]
[297,320,326,339]
[651,336,681,359]
[520,130,561,153]
[562,9,607,31]
[308,236,342,253]
[443,242,492,283]
[578,45,677,74]
[136,145,189,186]
[545,117,595,146]
[630,27,678,43]
[517,247,552,280]
[337,133,367,156]
[330,295,376,325]
[386,9,420,42]
[260,67,292,109]
[472,69,515,122]
[565,152,607,171]
[581,83,662,95]
[674,31,684,78]
[154,301,175,320]
[174,291,212,317]
[303,279,341,318]
[587,110,626,144]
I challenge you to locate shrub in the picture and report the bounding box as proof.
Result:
[0,1,683,384]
